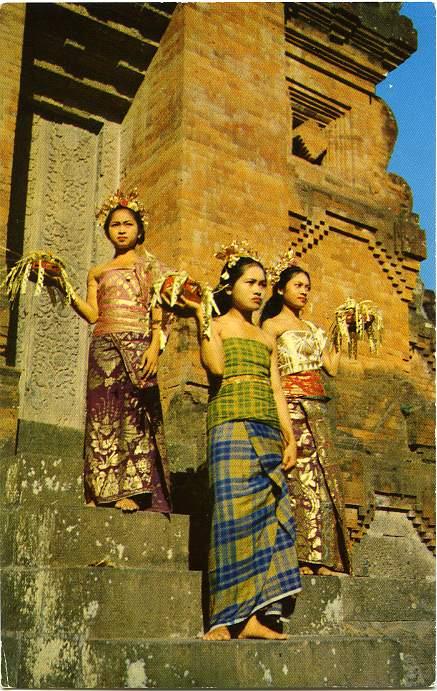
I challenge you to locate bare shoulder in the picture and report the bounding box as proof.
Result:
[262,316,282,336]
[259,329,275,351]
[211,316,226,338]
[88,262,108,282]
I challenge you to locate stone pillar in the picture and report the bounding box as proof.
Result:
[14,117,120,453]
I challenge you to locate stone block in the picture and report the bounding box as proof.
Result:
[351,510,435,578]
[0,633,20,689]
[11,634,82,690]
[287,575,343,634]
[16,420,85,458]
[9,506,190,569]
[1,565,202,640]
[164,387,208,473]
[342,577,435,623]
[342,620,435,689]
[2,453,83,508]
[4,633,403,689]
[0,509,16,567]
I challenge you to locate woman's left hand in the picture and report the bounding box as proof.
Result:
[282,442,297,472]
[140,344,160,378]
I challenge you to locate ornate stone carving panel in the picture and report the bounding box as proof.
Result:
[16,116,119,429]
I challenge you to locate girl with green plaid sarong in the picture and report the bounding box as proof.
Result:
[181,250,301,640]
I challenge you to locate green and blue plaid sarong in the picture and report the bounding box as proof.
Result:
[207,420,302,631]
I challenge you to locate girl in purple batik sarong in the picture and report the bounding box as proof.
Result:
[67,190,172,513]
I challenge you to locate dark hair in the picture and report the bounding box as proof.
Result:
[260,265,311,323]
[103,205,145,245]
[213,256,266,315]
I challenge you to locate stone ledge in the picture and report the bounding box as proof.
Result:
[1,506,190,569]
[16,420,84,458]
[1,633,402,689]
[1,565,203,640]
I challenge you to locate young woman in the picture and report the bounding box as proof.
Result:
[183,247,301,640]
[68,190,172,514]
[261,264,352,575]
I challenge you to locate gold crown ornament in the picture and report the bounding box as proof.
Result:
[267,246,298,287]
[214,239,262,281]
[96,188,148,228]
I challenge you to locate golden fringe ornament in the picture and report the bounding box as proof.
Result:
[330,298,383,358]
[152,271,219,340]
[214,239,262,282]
[1,251,75,305]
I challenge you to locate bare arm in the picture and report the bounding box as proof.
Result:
[195,307,225,376]
[270,343,297,471]
[322,343,341,376]
[261,318,277,338]
[140,305,164,378]
[71,268,99,324]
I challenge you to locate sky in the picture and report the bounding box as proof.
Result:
[376,1,436,290]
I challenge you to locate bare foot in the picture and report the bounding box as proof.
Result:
[115,498,140,512]
[86,500,96,508]
[238,615,288,640]
[317,566,348,576]
[299,565,314,575]
[203,626,231,640]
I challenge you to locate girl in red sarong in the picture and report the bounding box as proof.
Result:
[262,263,352,575]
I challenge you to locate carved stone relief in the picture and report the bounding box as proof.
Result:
[16,115,120,429]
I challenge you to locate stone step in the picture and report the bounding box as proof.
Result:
[286,575,435,635]
[1,633,402,689]
[343,621,435,689]
[1,505,190,569]
[2,453,84,507]
[3,563,433,644]
[1,566,203,641]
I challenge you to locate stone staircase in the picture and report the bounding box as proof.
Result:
[1,451,435,688]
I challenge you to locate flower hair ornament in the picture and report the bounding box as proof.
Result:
[267,246,299,287]
[96,188,148,228]
[214,239,263,283]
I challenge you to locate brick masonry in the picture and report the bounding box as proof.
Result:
[0,4,25,365]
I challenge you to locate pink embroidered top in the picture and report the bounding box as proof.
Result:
[93,253,167,337]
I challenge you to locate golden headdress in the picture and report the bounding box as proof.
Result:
[214,239,263,281]
[267,246,299,286]
[96,188,148,228]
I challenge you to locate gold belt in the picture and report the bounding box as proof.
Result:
[222,375,268,387]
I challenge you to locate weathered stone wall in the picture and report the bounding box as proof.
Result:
[282,4,434,547]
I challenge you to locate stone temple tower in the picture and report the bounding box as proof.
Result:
[0,3,435,688]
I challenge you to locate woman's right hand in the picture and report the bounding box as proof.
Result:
[281,442,297,472]
[177,294,204,319]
